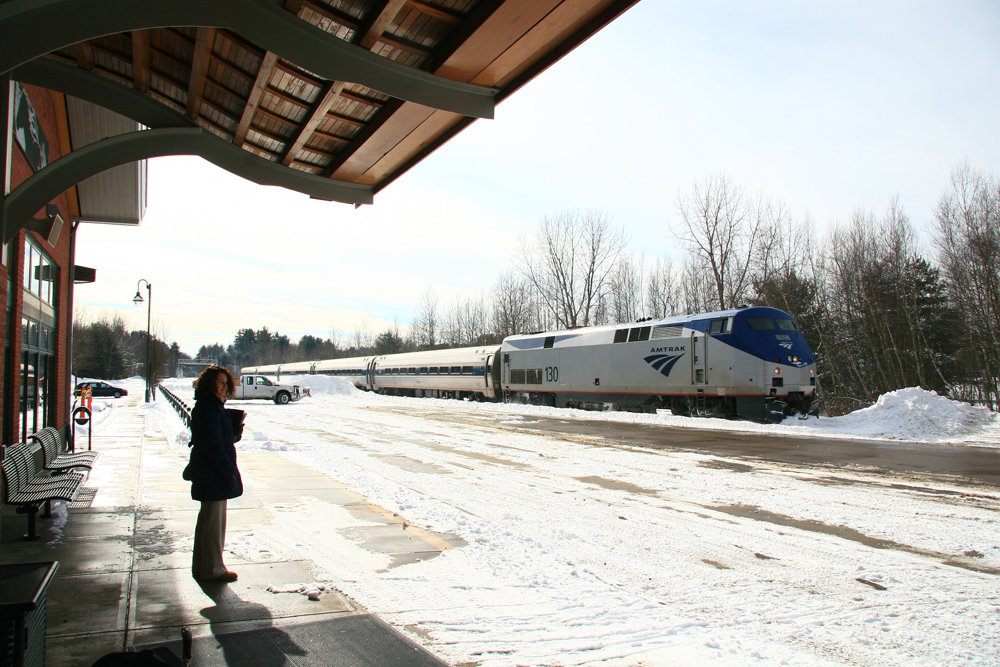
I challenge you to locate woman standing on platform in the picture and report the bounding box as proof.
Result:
[184,365,243,582]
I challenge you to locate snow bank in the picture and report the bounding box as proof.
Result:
[288,375,359,396]
[784,387,1000,443]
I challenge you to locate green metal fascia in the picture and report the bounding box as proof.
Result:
[0,0,497,118]
[3,127,374,241]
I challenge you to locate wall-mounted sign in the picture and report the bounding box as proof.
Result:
[13,81,48,172]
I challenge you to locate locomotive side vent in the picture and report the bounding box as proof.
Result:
[651,325,683,339]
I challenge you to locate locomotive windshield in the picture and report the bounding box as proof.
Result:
[775,319,799,331]
[746,318,776,330]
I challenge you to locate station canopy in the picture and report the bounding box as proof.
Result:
[2,0,639,237]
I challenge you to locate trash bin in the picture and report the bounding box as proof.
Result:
[0,562,59,667]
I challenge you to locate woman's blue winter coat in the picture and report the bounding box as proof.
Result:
[187,395,243,501]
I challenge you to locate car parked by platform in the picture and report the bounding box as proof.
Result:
[74,381,128,398]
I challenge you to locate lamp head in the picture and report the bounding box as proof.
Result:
[133,291,144,305]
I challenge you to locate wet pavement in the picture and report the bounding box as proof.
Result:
[0,403,457,666]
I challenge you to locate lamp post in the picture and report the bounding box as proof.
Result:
[133,279,152,402]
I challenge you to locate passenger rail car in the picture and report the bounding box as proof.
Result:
[243,306,816,422]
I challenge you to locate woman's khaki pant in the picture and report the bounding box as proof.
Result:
[192,500,228,579]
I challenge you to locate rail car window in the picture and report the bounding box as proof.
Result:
[391,368,399,375]
[613,328,628,343]
[429,367,438,374]
[408,367,416,375]
[544,336,555,348]
[510,369,526,384]
[462,366,473,374]
[776,319,798,331]
[709,319,729,334]
[746,318,776,330]
[450,366,460,374]
[628,326,651,342]
[420,367,428,375]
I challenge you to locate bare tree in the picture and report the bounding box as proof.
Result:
[491,269,536,338]
[412,287,439,349]
[607,254,645,323]
[933,163,1000,408]
[674,174,773,310]
[515,210,627,329]
[646,256,683,318]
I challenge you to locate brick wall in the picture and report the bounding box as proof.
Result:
[4,82,75,444]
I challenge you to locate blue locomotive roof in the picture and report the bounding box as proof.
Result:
[503,306,815,367]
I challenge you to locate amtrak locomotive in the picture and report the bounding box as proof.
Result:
[244,306,817,422]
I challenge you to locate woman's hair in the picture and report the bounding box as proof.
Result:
[195,366,235,400]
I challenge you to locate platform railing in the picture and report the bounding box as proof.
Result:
[160,386,192,429]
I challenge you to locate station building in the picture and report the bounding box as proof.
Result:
[3,80,145,447]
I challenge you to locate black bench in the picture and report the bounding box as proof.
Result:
[29,426,99,472]
[1,443,84,540]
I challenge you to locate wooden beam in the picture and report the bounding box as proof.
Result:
[338,90,385,108]
[207,53,254,85]
[273,61,323,89]
[197,95,240,125]
[296,0,361,32]
[131,29,150,92]
[86,42,129,63]
[325,111,366,129]
[73,42,93,71]
[311,127,352,143]
[241,141,282,161]
[263,84,311,109]
[376,33,433,58]
[253,104,299,127]
[297,144,339,158]
[281,81,346,165]
[405,0,462,24]
[233,50,278,146]
[185,27,216,119]
[358,0,409,50]
[248,122,292,144]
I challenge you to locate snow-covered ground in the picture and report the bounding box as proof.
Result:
[146,377,1000,666]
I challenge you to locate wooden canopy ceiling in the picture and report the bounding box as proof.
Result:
[2,0,639,239]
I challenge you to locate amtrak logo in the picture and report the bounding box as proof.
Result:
[645,353,685,377]
[778,342,793,350]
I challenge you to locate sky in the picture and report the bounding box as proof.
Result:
[72,1,1000,355]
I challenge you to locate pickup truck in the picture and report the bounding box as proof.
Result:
[233,375,305,404]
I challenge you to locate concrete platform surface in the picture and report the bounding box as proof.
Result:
[0,403,458,666]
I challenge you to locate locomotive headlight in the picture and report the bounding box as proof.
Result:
[810,369,815,375]
[773,367,781,374]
